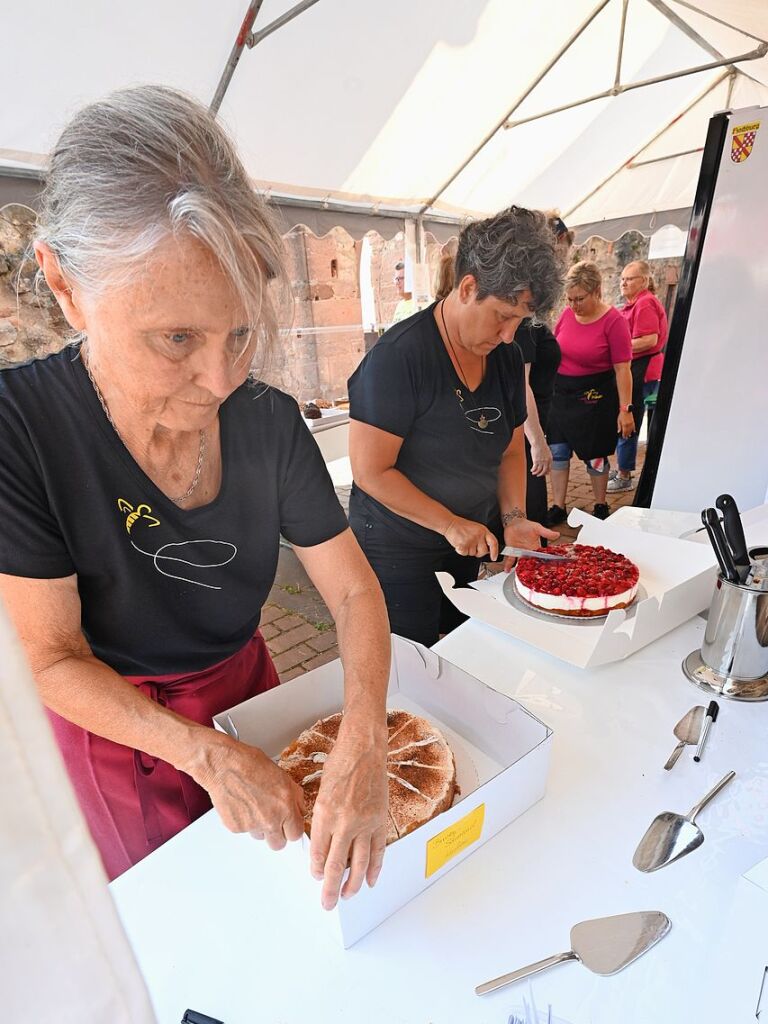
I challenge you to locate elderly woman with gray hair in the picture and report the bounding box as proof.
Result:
[0,86,391,909]
[348,208,562,647]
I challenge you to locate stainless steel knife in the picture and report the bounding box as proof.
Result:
[501,546,577,562]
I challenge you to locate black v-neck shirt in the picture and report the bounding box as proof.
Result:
[0,345,347,675]
[348,303,526,548]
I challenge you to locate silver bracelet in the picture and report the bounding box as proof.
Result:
[501,508,525,527]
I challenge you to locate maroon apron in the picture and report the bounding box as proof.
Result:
[48,632,279,880]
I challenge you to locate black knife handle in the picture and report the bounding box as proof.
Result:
[702,508,740,583]
[715,494,750,568]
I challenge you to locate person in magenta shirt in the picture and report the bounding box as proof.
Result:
[609,260,669,492]
[547,261,634,524]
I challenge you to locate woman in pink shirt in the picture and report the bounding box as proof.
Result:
[609,260,669,492]
[547,261,634,523]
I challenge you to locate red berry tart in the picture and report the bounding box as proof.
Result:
[514,543,640,617]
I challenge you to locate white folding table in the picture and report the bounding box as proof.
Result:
[110,604,768,1024]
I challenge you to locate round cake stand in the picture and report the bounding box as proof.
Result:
[682,649,768,702]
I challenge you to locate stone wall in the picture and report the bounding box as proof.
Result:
[0,205,70,366]
[0,210,682,400]
[574,232,681,317]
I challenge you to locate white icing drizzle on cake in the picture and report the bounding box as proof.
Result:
[387,771,425,796]
[388,735,439,758]
[277,711,456,843]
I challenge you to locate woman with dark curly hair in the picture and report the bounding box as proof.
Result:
[348,207,562,646]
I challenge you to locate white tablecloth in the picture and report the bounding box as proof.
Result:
[110,611,768,1024]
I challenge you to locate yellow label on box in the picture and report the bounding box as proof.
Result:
[425,803,485,878]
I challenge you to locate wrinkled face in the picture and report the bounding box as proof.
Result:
[620,263,647,302]
[566,284,600,318]
[74,235,256,432]
[456,278,536,356]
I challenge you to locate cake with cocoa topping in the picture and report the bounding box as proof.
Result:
[514,543,639,617]
[278,709,457,843]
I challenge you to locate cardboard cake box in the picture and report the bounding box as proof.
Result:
[214,634,552,947]
[438,508,723,670]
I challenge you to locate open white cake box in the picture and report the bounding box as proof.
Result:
[213,634,552,947]
[437,508,732,670]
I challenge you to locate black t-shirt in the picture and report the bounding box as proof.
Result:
[515,320,561,433]
[348,303,526,547]
[0,346,347,675]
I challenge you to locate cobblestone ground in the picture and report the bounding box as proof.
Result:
[261,445,646,678]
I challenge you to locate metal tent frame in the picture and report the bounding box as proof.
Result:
[204,0,767,244]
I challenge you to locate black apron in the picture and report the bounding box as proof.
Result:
[548,370,619,462]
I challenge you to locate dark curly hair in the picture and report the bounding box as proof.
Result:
[454,206,563,317]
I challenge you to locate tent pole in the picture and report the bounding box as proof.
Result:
[210,0,265,116]
[563,70,729,220]
[415,216,427,264]
[646,0,730,64]
[247,0,323,48]
[629,146,704,167]
[614,0,629,88]
[503,44,766,130]
[416,0,612,215]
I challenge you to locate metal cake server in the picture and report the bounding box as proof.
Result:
[501,547,577,563]
[475,911,671,995]
[663,705,705,770]
[633,771,736,872]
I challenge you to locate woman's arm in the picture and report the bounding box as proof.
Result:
[0,572,306,844]
[294,529,390,910]
[522,364,552,477]
[631,332,659,354]
[497,426,559,570]
[614,361,635,437]
[350,419,499,559]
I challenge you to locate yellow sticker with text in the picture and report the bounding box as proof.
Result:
[425,803,485,878]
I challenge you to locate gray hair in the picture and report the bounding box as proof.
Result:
[454,206,563,317]
[35,84,288,361]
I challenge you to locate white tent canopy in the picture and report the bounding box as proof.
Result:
[2,0,768,236]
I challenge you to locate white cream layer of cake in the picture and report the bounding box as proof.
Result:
[514,574,638,613]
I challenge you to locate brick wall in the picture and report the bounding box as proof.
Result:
[2,212,680,402]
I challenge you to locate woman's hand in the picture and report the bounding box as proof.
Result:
[502,519,560,572]
[191,733,306,849]
[310,714,389,911]
[618,410,635,438]
[529,437,553,477]
[444,516,500,559]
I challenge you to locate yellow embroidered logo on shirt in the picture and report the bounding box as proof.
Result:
[425,803,485,878]
[117,498,160,534]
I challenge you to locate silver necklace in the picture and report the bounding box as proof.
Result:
[439,300,489,429]
[82,348,207,505]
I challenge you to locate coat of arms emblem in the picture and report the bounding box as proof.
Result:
[731,121,760,163]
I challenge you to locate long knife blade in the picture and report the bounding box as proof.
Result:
[502,546,577,563]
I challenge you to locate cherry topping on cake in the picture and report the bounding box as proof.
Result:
[516,544,639,598]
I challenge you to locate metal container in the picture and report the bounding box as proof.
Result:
[683,549,768,700]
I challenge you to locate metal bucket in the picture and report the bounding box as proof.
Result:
[701,574,768,681]
[684,546,768,700]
